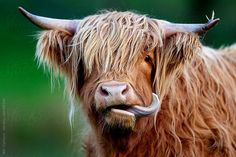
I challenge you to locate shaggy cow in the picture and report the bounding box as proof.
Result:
[19,7,236,157]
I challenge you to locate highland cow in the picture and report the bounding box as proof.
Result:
[19,7,236,157]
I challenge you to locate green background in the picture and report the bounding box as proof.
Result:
[0,0,235,157]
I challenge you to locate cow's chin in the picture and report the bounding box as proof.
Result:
[103,108,136,132]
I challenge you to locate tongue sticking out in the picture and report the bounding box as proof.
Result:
[104,93,160,130]
[109,93,160,117]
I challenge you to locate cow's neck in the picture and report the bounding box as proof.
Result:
[97,117,154,157]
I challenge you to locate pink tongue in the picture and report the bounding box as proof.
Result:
[126,93,160,117]
[110,108,135,116]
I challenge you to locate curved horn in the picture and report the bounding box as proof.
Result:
[127,93,161,117]
[157,18,220,37]
[18,7,79,34]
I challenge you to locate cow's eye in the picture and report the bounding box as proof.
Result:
[144,55,152,63]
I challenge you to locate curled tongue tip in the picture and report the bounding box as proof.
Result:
[127,93,160,117]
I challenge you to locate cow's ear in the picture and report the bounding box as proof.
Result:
[154,33,201,98]
[36,30,73,75]
[162,33,201,68]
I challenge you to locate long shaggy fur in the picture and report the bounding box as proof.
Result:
[154,44,236,157]
[35,11,236,157]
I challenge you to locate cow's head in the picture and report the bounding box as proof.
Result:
[19,7,219,135]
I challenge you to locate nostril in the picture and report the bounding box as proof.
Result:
[100,86,109,96]
[121,85,129,95]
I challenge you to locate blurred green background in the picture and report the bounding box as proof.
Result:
[0,0,235,157]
